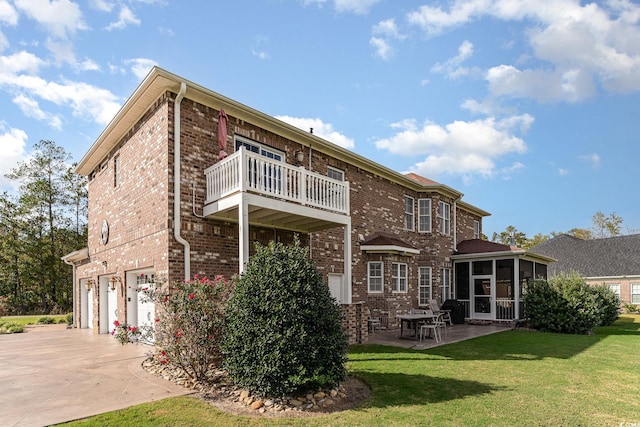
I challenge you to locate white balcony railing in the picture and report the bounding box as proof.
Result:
[205,146,350,215]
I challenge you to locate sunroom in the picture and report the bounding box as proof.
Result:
[452,239,555,322]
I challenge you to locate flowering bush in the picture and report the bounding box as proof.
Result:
[111,320,142,345]
[140,275,232,381]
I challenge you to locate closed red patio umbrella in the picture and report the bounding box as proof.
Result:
[218,108,228,160]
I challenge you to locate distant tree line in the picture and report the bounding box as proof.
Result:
[0,140,87,315]
[492,211,636,249]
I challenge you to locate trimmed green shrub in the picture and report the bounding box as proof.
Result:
[222,237,348,397]
[623,303,640,314]
[524,272,619,334]
[37,316,56,324]
[0,321,24,334]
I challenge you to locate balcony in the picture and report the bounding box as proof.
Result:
[203,146,350,232]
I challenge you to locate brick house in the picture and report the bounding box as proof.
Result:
[532,233,640,306]
[63,67,550,343]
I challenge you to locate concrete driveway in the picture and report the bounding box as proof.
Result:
[0,325,191,427]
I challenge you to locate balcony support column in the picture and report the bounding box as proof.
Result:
[344,220,352,304]
[238,197,249,273]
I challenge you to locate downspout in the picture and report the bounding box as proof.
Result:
[62,257,76,328]
[174,82,190,281]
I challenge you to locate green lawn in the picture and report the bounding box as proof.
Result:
[61,315,640,427]
[0,314,67,326]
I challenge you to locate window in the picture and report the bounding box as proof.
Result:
[438,201,451,235]
[440,268,452,303]
[392,263,408,292]
[235,137,283,161]
[113,154,120,187]
[418,267,432,305]
[473,220,480,239]
[418,199,432,232]
[608,284,620,299]
[327,166,344,181]
[404,196,414,231]
[632,284,640,304]
[368,262,383,293]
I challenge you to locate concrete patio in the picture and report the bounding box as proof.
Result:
[365,322,512,350]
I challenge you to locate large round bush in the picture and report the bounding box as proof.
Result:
[222,237,348,397]
[524,272,619,334]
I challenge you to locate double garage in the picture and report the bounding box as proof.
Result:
[78,270,155,334]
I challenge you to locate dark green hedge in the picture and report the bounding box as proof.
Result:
[222,237,348,397]
[524,272,619,334]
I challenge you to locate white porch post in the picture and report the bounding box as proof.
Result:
[239,198,249,273]
[514,258,520,319]
[344,220,352,304]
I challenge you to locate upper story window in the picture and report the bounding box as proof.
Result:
[113,154,120,187]
[392,263,408,292]
[473,220,480,239]
[235,136,283,161]
[327,166,344,181]
[418,198,432,233]
[438,201,451,235]
[368,261,383,293]
[404,196,415,231]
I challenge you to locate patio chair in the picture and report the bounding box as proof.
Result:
[367,308,382,334]
[433,312,448,337]
[430,299,452,326]
[419,313,440,343]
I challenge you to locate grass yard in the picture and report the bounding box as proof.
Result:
[61,315,640,427]
[0,314,68,326]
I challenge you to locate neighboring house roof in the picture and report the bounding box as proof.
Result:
[360,232,420,255]
[405,173,441,186]
[531,233,640,278]
[76,66,490,219]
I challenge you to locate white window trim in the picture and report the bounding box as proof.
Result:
[392,262,408,293]
[438,201,451,236]
[418,266,432,306]
[405,196,415,231]
[473,220,480,239]
[440,268,452,304]
[631,283,640,304]
[368,261,384,293]
[418,198,432,233]
[235,135,284,161]
[327,166,344,181]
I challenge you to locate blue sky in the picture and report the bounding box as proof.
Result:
[1,0,639,238]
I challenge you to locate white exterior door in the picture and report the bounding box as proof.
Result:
[137,290,155,331]
[328,274,344,304]
[86,288,93,329]
[472,276,494,320]
[107,286,118,334]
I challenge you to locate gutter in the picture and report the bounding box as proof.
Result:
[173,82,191,280]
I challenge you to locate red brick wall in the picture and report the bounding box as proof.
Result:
[78,91,485,341]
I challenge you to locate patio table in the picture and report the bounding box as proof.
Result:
[396,313,437,339]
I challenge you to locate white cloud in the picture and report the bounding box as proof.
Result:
[431,40,480,79]
[0,0,19,25]
[276,115,355,149]
[45,39,76,65]
[76,58,100,71]
[0,51,46,74]
[90,0,115,13]
[558,168,569,176]
[105,5,141,30]
[408,0,640,100]
[125,57,157,79]
[369,36,392,60]
[14,0,87,39]
[13,93,63,129]
[0,126,28,189]
[376,114,532,178]
[334,0,381,14]
[580,153,601,169]
[0,72,121,125]
[302,0,380,14]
